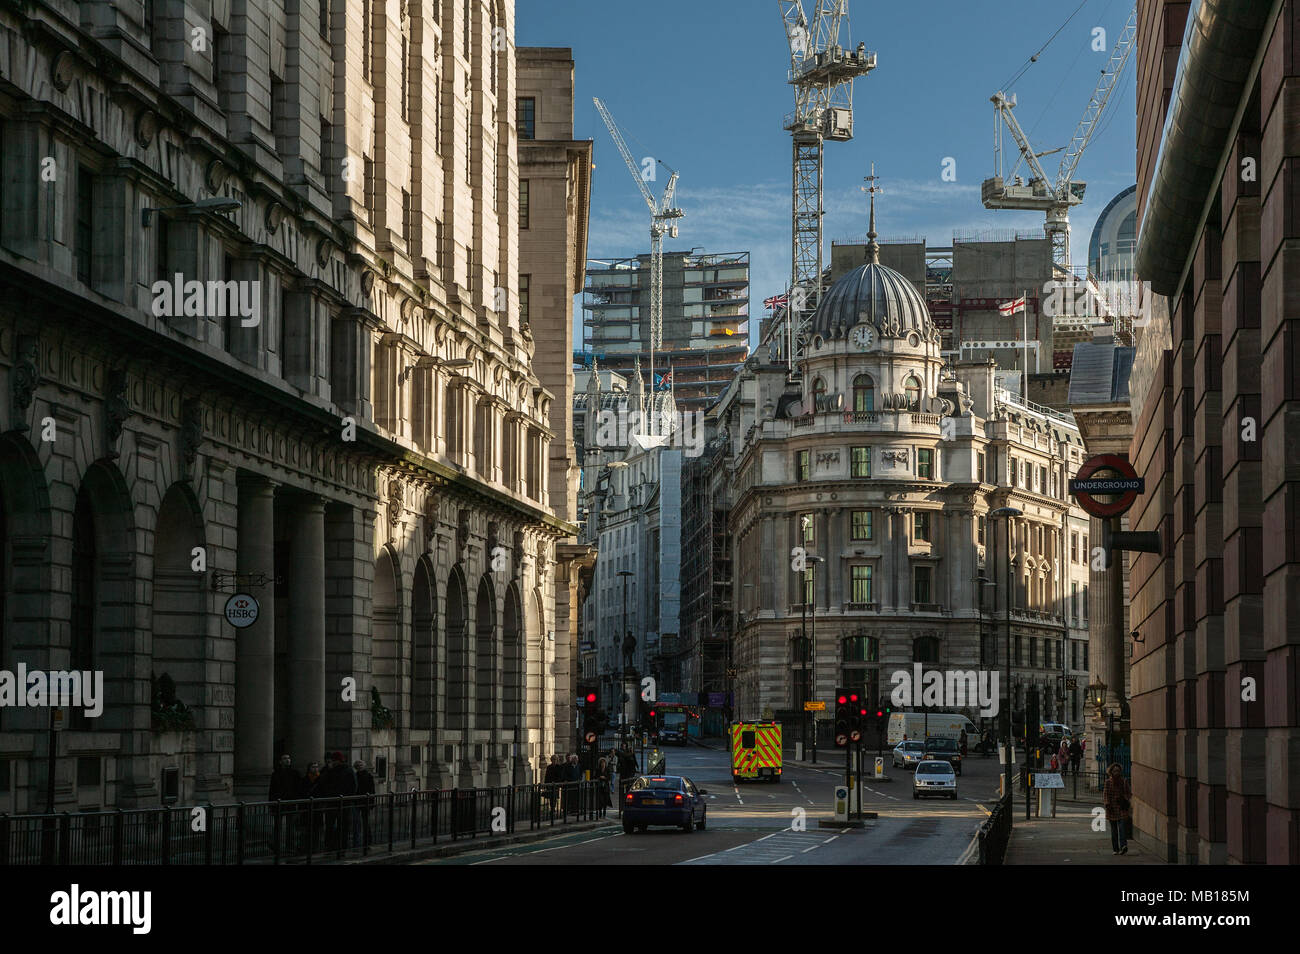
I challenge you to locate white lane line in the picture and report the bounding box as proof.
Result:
[770,854,795,863]
[801,844,819,853]
[733,786,744,805]
[756,832,778,841]
[468,830,620,864]
[822,835,838,844]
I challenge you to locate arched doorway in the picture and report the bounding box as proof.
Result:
[151,483,207,729]
[372,548,402,757]
[502,583,523,740]
[445,566,469,731]
[411,557,436,733]
[474,576,497,732]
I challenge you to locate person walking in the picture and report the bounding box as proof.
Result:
[596,757,613,810]
[1068,738,1083,775]
[1058,738,1070,774]
[1102,763,1132,855]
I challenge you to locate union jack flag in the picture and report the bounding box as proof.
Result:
[763,294,788,309]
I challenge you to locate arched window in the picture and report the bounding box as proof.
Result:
[811,377,827,411]
[842,635,878,662]
[852,374,875,412]
[904,375,921,409]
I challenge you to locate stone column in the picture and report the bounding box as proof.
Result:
[234,477,277,798]
[287,495,326,769]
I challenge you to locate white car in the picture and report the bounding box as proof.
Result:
[913,760,957,799]
[892,740,926,770]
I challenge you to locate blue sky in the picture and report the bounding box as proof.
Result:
[517,0,1139,337]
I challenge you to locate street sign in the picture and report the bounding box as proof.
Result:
[1071,454,1144,518]
[224,593,260,629]
[1066,677,1078,691]
[585,731,597,743]
[803,701,826,711]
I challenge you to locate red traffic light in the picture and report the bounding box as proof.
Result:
[585,693,597,703]
[850,693,859,702]
[837,695,847,705]
[876,710,883,718]
[648,709,656,718]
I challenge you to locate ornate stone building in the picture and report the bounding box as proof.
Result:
[0,0,570,813]
[727,215,1092,734]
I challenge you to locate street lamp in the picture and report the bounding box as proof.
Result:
[618,569,635,743]
[989,506,1022,810]
[975,574,996,752]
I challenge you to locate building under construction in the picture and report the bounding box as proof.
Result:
[579,251,750,412]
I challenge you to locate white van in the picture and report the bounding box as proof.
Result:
[886,712,978,746]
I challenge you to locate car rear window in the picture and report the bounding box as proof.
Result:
[741,730,756,748]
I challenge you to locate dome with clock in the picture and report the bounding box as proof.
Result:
[808,204,935,343]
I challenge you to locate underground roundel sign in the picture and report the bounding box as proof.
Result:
[224,593,260,629]
[1069,454,1145,518]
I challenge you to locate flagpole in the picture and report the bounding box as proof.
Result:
[1022,287,1028,400]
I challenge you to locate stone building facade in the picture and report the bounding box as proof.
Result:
[0,0,571,813]
[727,224,1092,734]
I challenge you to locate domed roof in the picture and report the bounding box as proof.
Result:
[811,257,934,340]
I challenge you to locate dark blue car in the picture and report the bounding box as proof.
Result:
[622,775,708,834]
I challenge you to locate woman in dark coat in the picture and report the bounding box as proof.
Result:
[1102,763,1132,855]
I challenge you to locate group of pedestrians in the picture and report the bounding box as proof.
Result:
[1049,737,1086,774]
[267,752,378,851]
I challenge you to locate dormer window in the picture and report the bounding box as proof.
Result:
[852,374,875,412]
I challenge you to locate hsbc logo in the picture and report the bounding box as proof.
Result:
[224,593,260,628]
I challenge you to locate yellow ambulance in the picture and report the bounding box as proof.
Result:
[730,721,783,783]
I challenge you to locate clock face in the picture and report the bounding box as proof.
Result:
[851,324,877,351]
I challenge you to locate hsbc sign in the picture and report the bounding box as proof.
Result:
[224,593,260,629]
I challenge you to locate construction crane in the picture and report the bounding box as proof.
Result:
[982,5,1137,273]
[592,97,683,426]
[777,0,876,371]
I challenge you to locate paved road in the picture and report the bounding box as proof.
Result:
[411,742,1002,866]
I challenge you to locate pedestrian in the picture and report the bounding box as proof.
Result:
[562,753,581,813]
[1102,763,1132,855]
[267,754,300,852]
[1068,738,1083,775]
[353,760,375,848]
[597,757,613,809]
[1058,738,1069,773]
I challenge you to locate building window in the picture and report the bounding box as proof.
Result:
[851,446,871,478]
[75,166,93,285]
[319,0,329,38]
[463,0,471,58]
[796,449,810,481]
[1083,535,1089,559]
[977,452,986,483]
[852,374,874,412]
[811,376,827,410]
[519,274,529,325]
[1029,638,1038,667]
[401,33,411,121]
[363,0,372,81]
[401,189,412,244]
[851,510,873,541]
[977,516,986,546]
[913,633,939,663]
[519,179,529,228]
[1071,532,1078,563]
[517,97,535,140]
[851,565,873,604]
[799,512,814,547]
[1014,637,1022,666]
[904,375,921,409]
[363,155,376,223]
[802,568,814,606]
[913,565,932,604]
[917,448,934,480]
[913,511,931,543]
[842,634,878,662]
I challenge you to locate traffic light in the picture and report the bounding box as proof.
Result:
[834,688,850,748]
[582,693,599,743]
[848,689,863,744]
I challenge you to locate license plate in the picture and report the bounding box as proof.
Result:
[641,798,662,805]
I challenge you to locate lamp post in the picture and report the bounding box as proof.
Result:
[990,506,1022,813]
[618,569,635,744]
[975,575,996,754]
[1089,681,1109,786]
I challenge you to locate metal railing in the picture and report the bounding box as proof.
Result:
[0,782,608,866]
[977,794,1013,864]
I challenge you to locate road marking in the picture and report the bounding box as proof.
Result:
[770,854,794,863]
[801,845,819,853]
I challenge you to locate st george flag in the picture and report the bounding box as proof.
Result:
[998,295,1026,317]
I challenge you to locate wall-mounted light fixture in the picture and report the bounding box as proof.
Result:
[142,196,242,228]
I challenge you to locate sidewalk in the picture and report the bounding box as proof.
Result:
[1002,789,1165,865]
